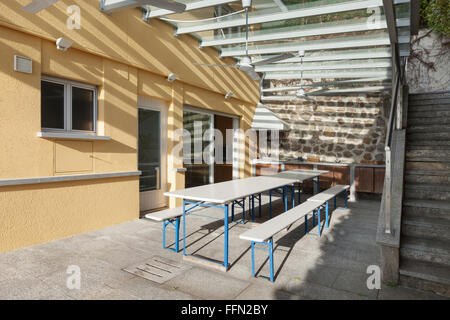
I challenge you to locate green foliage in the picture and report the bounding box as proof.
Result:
[421,0,450,36]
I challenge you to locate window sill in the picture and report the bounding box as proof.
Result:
[37,132,111,141]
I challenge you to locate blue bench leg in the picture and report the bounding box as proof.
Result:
[259,193,262,218]
[224,204,229,268]
[269,238,274,282]
[182,200,186,256]
[251,241,255,277]
[325,202,329,228]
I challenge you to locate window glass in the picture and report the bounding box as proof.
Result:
[72,86,94,131]
[41,80,65,129]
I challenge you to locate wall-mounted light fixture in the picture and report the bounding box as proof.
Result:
[56,37,73,51]
[225,92,233,99]
[167,73,179,82]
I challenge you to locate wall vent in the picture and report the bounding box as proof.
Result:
[14,55,32,74]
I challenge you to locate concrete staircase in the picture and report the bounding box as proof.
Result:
[399,91,450,296]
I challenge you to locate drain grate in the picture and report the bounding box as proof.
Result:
[123,255,188,284]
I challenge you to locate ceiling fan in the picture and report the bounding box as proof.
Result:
[193,0,295,81]
[295,50,315,101]
[21,0,186,14]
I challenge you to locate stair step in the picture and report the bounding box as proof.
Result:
[409,91,450,101]
[399,259,450,297]
[408,110,450,119]
[404,184,450,201]
[407,131,450,141]
[402,216,450,241]
[408,105,450,113]
[400,236,450,266]
[403,202,450,221]
[405,171,450,185]
[407,145,450,150]
[403,199,450,211]
[408,117,450,126]
[407,125,450,133]
[407,140,450,147]
[406,161,450,171]
[406,149,450,162]
[409,98,450,106]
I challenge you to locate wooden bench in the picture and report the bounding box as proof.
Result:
[145,207,182,252]
[239,201,320,282]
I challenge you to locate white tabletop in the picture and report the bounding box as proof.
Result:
[164,175,298,204]
[164,169,329,204]
[270,169,329,182]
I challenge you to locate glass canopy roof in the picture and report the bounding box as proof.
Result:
[142,0,411,97]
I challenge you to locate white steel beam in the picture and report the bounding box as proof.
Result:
[175,0,385,35]
[262,78,391,92]
[255,59,391,72]
[252,48,393,64]
[200,18,410,47]
[264,69,392,79]
[101,0,150,13]
[220,33,410,57]
[148,0,240,18]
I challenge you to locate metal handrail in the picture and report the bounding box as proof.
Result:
[384,72,401,234]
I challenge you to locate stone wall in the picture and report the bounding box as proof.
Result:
[264,93,390,165]
[406,29,450,93]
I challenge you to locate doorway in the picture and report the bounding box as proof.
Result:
[138,97,167,211]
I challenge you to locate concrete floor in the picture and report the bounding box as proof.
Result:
[0,194,446,300]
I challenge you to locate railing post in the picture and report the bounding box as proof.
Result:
[385,147,392,234]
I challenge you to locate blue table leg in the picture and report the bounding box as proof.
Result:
[224,203,229,268]
[305,215,308,234]
[344,189,348,208]
[231,202,235,222]
[258,193,262,218]
[252,195,255,222]
[242,198,245,224]
[298,184,301,204]
[182,200,186,256]
[334,196,337,209]
[317,207,321,236]
[269,189,272,219]
[291,185,295,208]
[284,186,288,212]
[175,217,180,252]
[312,209,316,226]
[325,202,329,228]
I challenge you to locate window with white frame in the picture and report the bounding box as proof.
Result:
[41,75,97,133]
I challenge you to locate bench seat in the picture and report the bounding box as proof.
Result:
[144,207,182,222]
[239,201,319,243]
[307,184,349,203]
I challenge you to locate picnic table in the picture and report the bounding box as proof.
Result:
[164,170,328,270]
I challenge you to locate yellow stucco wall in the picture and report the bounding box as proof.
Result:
[0,1,259,253]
